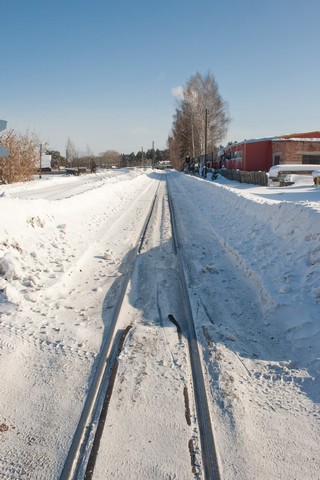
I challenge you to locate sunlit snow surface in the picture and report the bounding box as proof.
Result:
[0,169,319,479]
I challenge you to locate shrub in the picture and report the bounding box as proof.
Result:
[0,129,40,184]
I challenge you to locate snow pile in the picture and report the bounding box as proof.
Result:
[178,173,320,371]
[0,169,152,313]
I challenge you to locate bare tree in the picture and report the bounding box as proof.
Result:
[65,137,78,166]
[0,129,40,184]
[98,150,121,168]
[168,71,230,170]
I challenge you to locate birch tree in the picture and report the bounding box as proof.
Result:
[65,137,78,165]
[169,71,230,170]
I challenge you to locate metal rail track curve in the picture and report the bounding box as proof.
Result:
[167,175,221,480]
[60,175,221,480]
[59,182,160,480]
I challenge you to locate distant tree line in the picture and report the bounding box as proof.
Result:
[167,71,230,171]
[1,72,230,184]
[0,129,170,184]
[64,139,169,170]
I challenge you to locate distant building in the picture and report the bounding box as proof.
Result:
[39,154,52,172]
[219,132,320,171]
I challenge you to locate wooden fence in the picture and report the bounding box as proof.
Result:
[219,169,268,186]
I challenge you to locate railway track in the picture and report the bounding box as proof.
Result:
[59,174,221,480]
[167,178,221,480]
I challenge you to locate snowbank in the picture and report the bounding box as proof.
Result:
[1,169,319,479]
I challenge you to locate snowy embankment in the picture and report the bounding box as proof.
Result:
[221,178,320,370]
[0,169,154,311]
[167,171,320,479]
[175,173,320,372]
[0,169,159,478]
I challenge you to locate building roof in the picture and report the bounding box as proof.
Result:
[226,131,320,148]
[278,131,320,139]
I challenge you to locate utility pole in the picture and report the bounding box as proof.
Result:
[152,141,155,169]
[39,143,42,178]
[203,108,208,177]
[204,108,208,171]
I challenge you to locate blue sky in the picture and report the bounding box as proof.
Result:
[1,0,320,155]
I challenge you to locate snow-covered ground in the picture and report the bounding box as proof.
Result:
[0,169,319,479]
[168,172,320,479]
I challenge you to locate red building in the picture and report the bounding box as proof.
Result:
[219,132,320,171]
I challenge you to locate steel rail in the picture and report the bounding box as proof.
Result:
[59,182,160,480]
[166,174,221,480]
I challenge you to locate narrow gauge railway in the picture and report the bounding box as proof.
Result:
[60,175,220,480]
